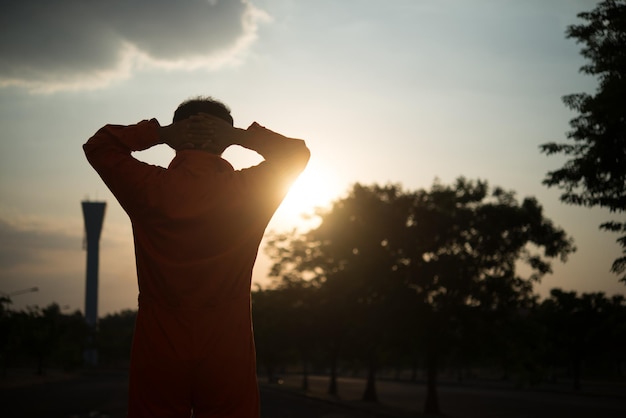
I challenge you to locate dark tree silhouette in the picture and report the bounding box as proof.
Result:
[267,184,412,399]
[308,184,412,402]
[4,304,87,375]
[538,289,626,389]
[266,231,348,396]
[266,179,575,415]
[27,304,63,375]
[540,0,626,282]
[98,309,137,367]
[0,296,14,376]
[256,277,319,391]
[251,287,293,383]
[405,178,574,414]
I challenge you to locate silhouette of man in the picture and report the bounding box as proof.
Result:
[83,97,310,417]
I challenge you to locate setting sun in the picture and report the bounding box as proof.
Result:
[135,145,340,231]
[221,144,341,230]
[273,164,340,230]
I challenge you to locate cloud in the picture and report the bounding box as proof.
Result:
[0,217,80,269]
[0,0,269,93]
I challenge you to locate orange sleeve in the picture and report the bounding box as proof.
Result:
[234,146,309,222]
[83,119,165,217]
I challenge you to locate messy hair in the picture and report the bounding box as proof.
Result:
[173,96,233,125]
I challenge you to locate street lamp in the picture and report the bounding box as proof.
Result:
[0,287,38,311]
[2,287,39,298]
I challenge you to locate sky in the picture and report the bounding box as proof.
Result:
[1,0,623,316]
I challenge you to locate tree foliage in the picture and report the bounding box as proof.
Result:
[98,309,137,367]
[0,302,87,374]
[538,289,626,389]
[540,0,626,281]
[264,179,576,414]
[0,302,141,373]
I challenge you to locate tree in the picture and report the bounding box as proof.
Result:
[52,308,88,371]
[267,179,575,415]
[267,184,413,399]
[538,289,626,389]
[265,230,349,394]
[540,0,626,282]
[308,184,412,402]
[11,304,87,374]
[251,287,294,383]
[98,309,136,367]
[401,178,575,414]
[253,275,320,390]
[0,296,13,375]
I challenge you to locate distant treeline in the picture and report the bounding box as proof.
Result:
[1,288,624,393]
[252,285,626,392]
[0,302,136,375]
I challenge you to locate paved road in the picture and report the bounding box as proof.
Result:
[0,371,126,418]
[0,372,383,418]
[261,386,392,418]
[1,371,625,418]
[278,374,626,418]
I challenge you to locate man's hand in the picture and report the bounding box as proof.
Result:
[159,116,209,151]
[159,114,244,153]
[244,122,286,141]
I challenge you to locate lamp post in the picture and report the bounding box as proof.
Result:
[0,286,39,303]
[2,287,39,298]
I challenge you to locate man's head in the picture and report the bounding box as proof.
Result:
[173,96,233,126]
[172,96,233,155]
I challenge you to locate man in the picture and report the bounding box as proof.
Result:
[83,97,310,417]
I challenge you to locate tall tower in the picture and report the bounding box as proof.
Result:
[81,200,106,366]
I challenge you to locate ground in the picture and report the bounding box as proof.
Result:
[1,370,625,418]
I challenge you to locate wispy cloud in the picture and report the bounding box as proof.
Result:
[0,0,270,93]
[0,217,79,268]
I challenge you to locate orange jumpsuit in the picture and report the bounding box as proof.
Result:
[83,119,309,417]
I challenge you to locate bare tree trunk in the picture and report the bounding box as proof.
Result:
[362,358,378,402]
[37,354,45,376]
[328,349,338,396]
[572,355,582,391]
[301,352,309,391]
[266,363,276,384]
[424,345,440,415]
[411,355,418,382]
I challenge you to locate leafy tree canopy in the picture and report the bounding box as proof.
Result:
[265,178,575,414]
[540,0,626,281]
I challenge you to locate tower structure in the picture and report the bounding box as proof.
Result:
[81,200,106,366]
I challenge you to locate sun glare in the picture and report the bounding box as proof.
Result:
[273,165,339,230]
[134,145,339,230]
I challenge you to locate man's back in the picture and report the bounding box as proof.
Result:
[83,100,309,417]
[128,149,285,308]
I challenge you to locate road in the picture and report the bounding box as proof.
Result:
[0,371,377,418]
[277,374,626,418]
[1,371,625,418]
[0,371,126,418]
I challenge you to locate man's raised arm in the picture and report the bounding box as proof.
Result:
[189,113,310,173]
[237,122,310,171]
[83,120,165,211]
